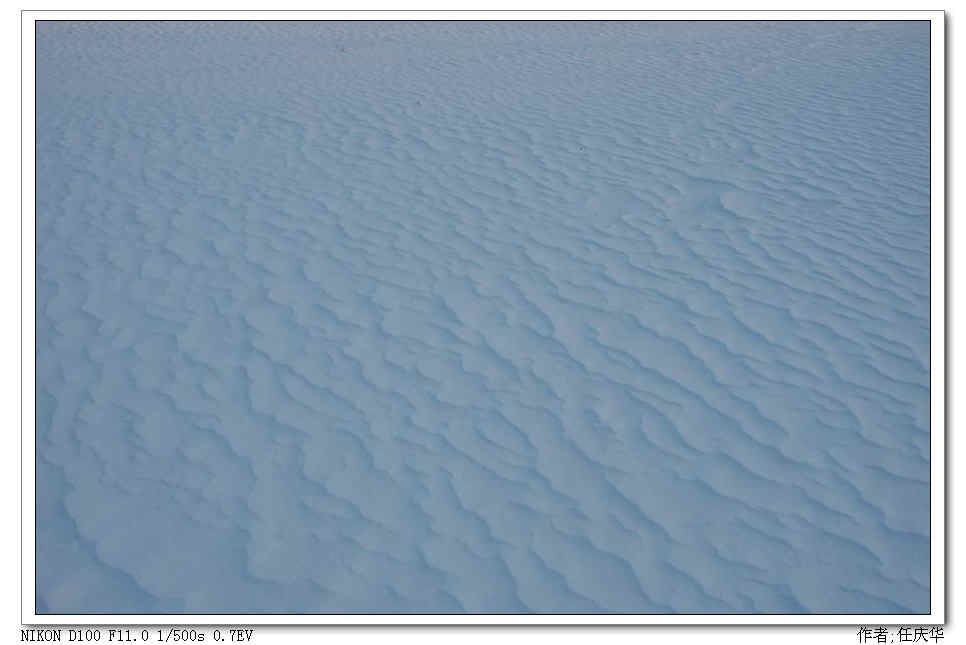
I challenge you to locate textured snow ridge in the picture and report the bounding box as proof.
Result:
[36,21,930,614]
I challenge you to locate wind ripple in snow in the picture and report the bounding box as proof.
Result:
[36,21,930,614]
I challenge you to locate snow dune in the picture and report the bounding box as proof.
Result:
[36,21,930,613]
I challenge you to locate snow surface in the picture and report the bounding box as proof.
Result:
[36,21,931,614]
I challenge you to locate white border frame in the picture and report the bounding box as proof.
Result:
[21,10,946,626]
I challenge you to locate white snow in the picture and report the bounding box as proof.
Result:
[36,20,930,613]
